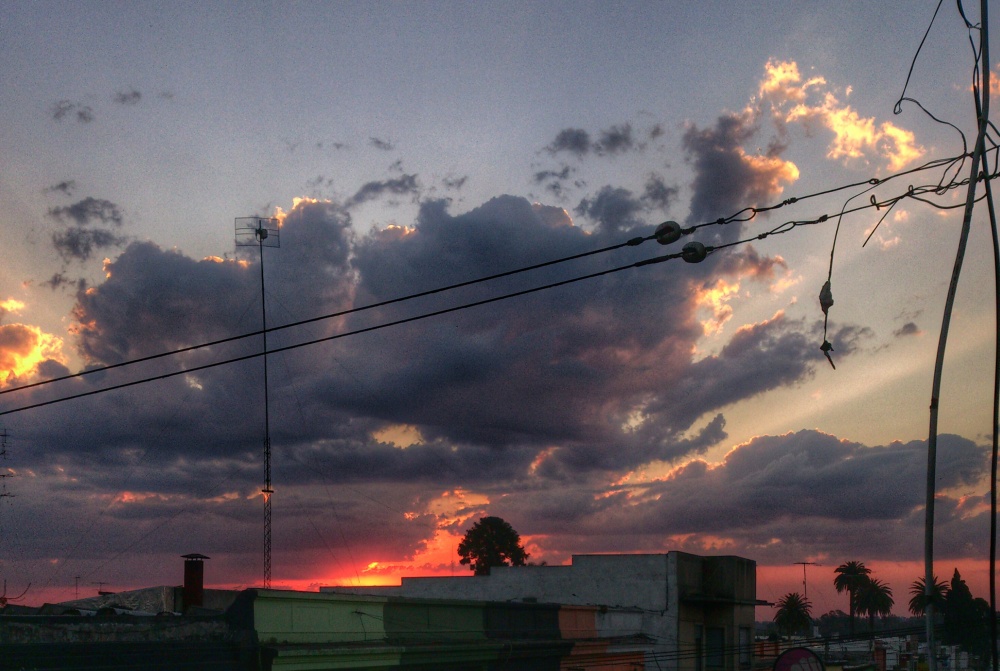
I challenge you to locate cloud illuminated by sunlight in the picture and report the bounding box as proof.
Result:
[528,446,559,474]
[759,60,826,103]
[318,489,499,586]
[112,491,171,505]
[0,319,67,387]
[423,488,491,525]
[695,279,741,336]
[0,299,27,314]
[372,423,424,448]
[760,59,925,170]
[274,196,331,226]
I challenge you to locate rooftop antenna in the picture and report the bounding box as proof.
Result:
[235,216,280,589]
[793,561,819,599]
[0,428,13,502]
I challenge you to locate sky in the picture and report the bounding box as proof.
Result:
[1,1,998,617]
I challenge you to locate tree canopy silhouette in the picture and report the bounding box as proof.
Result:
[908,575,948,616]
[833,560,871,635]
[457,516,529,575]
[774,592,813,637]
[856,577,894,631]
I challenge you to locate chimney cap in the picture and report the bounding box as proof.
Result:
[182,553,210,560]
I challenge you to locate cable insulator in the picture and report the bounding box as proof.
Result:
[820,340,836,369]
[681,241,708,263]
[654,221,682,245]
[819,281,834,315]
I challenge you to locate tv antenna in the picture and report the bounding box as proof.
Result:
[235,216,281,589]
[793,561,819,599]
[0,427,13,502]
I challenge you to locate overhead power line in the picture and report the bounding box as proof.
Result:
[1,154,996,419]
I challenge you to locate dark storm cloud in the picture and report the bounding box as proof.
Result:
[495,430,988,563]
[51,227,129,263]
[533,166,572,185]
[714,245,787,280]
[546,128,591,157]
[575,186,645,232]
[369,137,395,151]
[27,93,805,483]
[72,200,354,364]
[113,89,141,105]
[71,242,262,363]
[894,322,921,337]
[345,174,420,208]
[533,165,577,199]
[574,178,678,231]
[441,175,468,190]
[44,180,77,197]
[52,100,94,123]
[642,174,678,211]
[547,123,664,159]
[594,123,634,155]
[682,112,795,235]
[41,271,86,292]
[48,197,124,227]
[341,193,837,473]
[47,197,128,262]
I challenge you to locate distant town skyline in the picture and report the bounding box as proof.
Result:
[0,1,998,615]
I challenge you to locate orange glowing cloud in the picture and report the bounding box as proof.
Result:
[695,279,741,336]
[0,301,67,387]
[761,59,925,170]
[317,488,496,587]
[372,423,424,448]
[743,151,801,194]
[759,60,826,103]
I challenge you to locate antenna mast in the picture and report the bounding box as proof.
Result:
[0,428,13,502]
[793,561,819,599]
[236,217,281,589]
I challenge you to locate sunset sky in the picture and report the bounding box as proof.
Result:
[1,1,998,617]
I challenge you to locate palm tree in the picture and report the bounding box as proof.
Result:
[834,561,871,635]
[909,575,948,616]
[856,577,894,631]
[774,592,813,638]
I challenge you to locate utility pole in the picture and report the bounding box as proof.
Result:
[236,217,281,589]
[794,561,819,599]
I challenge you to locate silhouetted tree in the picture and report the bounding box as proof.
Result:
[457,516,528,576]
[908,575,948,616]
[943,569,991,657]
[774,592,813,638]
[856,577,894,631]
[834,560,871,635]
[816,609,851,638]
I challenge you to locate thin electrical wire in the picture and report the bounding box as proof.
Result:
[0,249,684,418]
[4,159,991,422]
[894,0,946,118]
[0,148,983,408]
[0,235,653,398]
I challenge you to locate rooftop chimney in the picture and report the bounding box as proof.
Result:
[181,553,209,609]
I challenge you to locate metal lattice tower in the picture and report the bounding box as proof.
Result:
[236,217,280,589]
